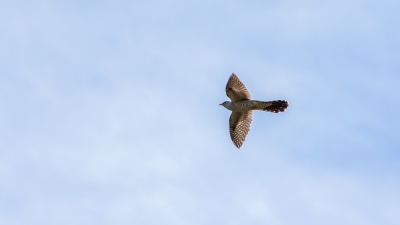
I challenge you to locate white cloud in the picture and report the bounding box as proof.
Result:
[0,0,399,224]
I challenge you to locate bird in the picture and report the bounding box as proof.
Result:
[220,73,289,148]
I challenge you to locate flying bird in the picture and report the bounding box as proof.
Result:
[220,73,289,148]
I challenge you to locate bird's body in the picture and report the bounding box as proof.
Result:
[221,73,289,148]
[221,100,288,112]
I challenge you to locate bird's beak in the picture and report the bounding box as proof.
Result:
[219,103,222,106]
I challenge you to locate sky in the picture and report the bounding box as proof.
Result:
[1,0,400,224]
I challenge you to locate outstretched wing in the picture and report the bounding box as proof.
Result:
[229,111,252,148]
[226,73,251,102]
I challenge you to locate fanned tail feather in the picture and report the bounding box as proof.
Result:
[259,100,289,113]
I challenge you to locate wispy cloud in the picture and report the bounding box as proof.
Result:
[0,0,399,224]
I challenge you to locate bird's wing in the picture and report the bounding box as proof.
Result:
[226,73,251,102]
[229,111,252,148]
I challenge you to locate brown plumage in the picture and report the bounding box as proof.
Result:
[222,73,289,148]
[225,73,251,102]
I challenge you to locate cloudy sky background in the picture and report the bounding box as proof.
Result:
[1,0,399,224]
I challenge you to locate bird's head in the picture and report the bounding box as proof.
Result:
[219,101,231,109]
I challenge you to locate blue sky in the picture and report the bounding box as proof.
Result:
[1,0,399,224]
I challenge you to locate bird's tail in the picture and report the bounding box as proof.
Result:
[253,100,289,113]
